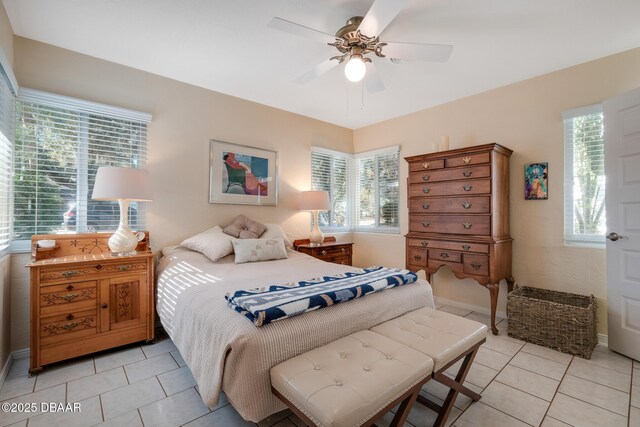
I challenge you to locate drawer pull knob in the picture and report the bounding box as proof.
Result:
[422,187,430,194]
[463,157,472,164]
[421,241,429,247]
[463,170,472,177]
[117,265,133,272]
[101,303,108,309]
[321,250,327,256]
[62,322,79,331]
[341,248,345,253]
[471,262,482,270]
[463,184,473,191]
[463,222,472,229]
[422,221,431,227]
[422,175,430,181]
[422,203,430,210]
[62,271,78,279]
[422,162,430,169]
[66,314,74,320]
[62,293,78,302]
[66,285,74,291]
[462,244,471,251]
[462,202,472,209]
[440,252,449,259]
[413,255,422,261]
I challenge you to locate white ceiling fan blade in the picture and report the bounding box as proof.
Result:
[268,17,336,45]
[383,42,453,62]
[365,62,385,93]
[358,0,409,37]
[293,59,340,84]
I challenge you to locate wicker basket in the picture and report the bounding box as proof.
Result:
[507,285,597,359]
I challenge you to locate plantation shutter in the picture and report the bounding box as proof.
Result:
[14,89,150,240]
[0,67,15,250]
[311,147,351,229]
[563,104,605,245]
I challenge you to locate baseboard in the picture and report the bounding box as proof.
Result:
[434,296,508,319]
[12,348,30,360]
[0,349,30,391]
[598,334,608,347]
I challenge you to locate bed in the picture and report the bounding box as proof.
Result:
[156,246,435,422]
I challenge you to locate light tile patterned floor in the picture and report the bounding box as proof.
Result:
[1,305,638,427]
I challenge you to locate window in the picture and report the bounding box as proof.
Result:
[563,104,605,245]
[311,145,399,233]
[14,89,151,240]
[0,66,15,251]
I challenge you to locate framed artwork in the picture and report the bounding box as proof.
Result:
[525,162,548,200]
[209,140,278,205]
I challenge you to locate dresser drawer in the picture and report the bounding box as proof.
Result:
[39,260,148,285]
[409,165,490,184]
[463,254,489,276]
[429,250,462,263]
[408,159,444,172]
[40,281,97,316]
[408,248,427,266]
[410,214,491,235]
[40,309,97,341]
[445,152,491,168]
[409,179,491,198]
[408,238,490,254]
[409,196,491,214]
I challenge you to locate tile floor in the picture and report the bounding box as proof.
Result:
[1,305,638,427]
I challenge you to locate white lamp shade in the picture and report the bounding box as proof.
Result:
[300,190,331,211]
[92,167,153,201]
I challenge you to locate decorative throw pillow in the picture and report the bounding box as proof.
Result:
[181,225,234,262]
[261,223,293,248]
[223,215,267,239]
[232,238,288,264]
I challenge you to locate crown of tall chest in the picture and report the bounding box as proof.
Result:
[405,143,513,284]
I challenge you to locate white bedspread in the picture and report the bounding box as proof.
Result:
[156,247,435,422]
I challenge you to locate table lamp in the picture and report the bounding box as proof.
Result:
[91,166,152,254]
[300,190,331,246]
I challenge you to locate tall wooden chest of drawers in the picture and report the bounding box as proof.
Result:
[405,143,513,334]
[27,232,154,373]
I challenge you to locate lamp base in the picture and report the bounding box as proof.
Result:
[309,210,324,246]
[108,200,145,254]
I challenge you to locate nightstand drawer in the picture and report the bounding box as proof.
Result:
[40,309,97,341]
[39,260,147,285]
[325,255,351,266]
[40,281,97,317]
[311,245,352,258]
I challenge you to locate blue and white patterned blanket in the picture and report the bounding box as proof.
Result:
[225,267,418,326]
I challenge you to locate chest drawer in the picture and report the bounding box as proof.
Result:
[408,238,490,254]
[408,159,445,172]
[408,248,427,266]
[463,254,489,276]
[409,179,491,198]
[410,214,491,236]
[409,165,491,184]
[39,260,148,285]
[429,250,462,263]
[446,152,491,168]
[410,196,491,214]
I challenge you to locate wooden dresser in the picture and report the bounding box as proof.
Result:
[405,143,513,334]
[27,232,154,373]
[293,237,353,266]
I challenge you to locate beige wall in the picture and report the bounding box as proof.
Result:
[0,2,12,366]
[8,36,353,351]
[353,47,640,334]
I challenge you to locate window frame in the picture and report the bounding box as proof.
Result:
[563,104,606,247]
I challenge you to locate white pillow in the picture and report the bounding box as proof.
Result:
[232,238,288,264]
[261,224,293,248]
[181,226,234,262]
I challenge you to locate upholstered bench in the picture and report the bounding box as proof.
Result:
[270,330,434,427]
[371,308,488,426]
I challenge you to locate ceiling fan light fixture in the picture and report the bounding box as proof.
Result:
[344,54,367,82]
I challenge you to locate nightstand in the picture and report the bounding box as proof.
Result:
[293,237,353,266]
[27,232,154,374]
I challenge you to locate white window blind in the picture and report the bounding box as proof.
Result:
[14,89,151,240]
[0,68,15,251]
[354,146,399,232]
[563,104,605,245]
[311,145,400,233]
[311,147,351,229]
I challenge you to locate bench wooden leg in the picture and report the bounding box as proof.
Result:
[389,383,422,427]
[415,340,485,427]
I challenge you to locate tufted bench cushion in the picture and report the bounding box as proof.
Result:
[370,307,487,371]
[270,329,433,427]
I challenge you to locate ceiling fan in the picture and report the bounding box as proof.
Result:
[268,0,453,93]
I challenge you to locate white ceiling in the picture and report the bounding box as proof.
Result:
[4,0,640,129]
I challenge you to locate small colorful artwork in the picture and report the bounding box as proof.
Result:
[222,152,269,196]
[525,162,548,200]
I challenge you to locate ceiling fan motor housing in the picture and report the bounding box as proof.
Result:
[330,16,386,62]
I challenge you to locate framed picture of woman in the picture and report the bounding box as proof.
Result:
[525,162,548,200]
[209,140,278,205]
